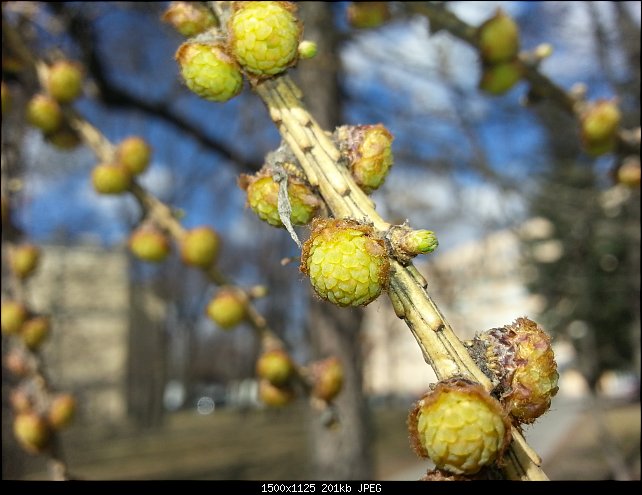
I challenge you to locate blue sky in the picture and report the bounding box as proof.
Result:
[12,1,638,253]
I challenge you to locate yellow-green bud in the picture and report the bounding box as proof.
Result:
[477,9,520,64]
[21,316,51,351]
[581,100,621,156]
[228,1,302,77]
[26,94,63,134]
[117,136,152,176]
[1,301,29,336]
[10,243,41,280]
[408,378,511,475]
[176,42,243,102]
[47,60,84,103]
[180,226,220,268]
[91,163,132,195]
[13,412,51,454]
[300,218,390,307]
[205,288,246,329]
[129,226,171,262]
[479,61,522,95]
[298,40,318,60]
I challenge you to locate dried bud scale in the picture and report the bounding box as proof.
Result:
[474,317,559,424]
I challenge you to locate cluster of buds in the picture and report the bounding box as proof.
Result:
[25,60,84,149]
[1,301,51,352]
[174,2,320,104]
[408,317,559,477]
[255,348,345,408]
[91,135,152,195]
[476,9,522,95]
[11,391,77,454]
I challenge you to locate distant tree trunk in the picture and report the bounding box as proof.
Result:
[126,276,167,429]
[296,3,374,480]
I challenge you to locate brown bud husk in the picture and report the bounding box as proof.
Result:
[473,317,559,424]
[162,1,218,37]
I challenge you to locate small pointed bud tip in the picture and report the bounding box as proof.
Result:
[406,230,438,254]
[298,40,318,59]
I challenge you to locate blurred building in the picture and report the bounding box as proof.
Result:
[361,218,552,398]
[27,244,167,426]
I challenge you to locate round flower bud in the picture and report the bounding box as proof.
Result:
[21,316,51,351]
[335,124,394,193]
[13,412,51,454]
[4,349,30,376]
[162,1,218,37]
[228,1,302,77]
[241,173,320,228]
[298,40,317,60]
[478,61,522,95]
[176,41,243,102]
[1,300,29,336]
[474,317,559,424]
[300,218,389,307]
[258,379,295,407]
[477,9,520,64]
[26,94,63,134]
[92,163,132,195]
[205,288,246,329]
[10,243,41,280]
[311,357,344,402]
[180,226,220,268]
[408,378,511,475]
[616,157,641,188]
[47,60,84,103]
[129,226,171,262]
[256,349,295,386]
[10,389,34,414]
[116,136,152,176]
[581,100,621,156]
[47,393,77,430]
